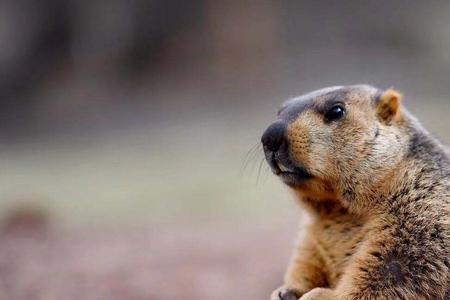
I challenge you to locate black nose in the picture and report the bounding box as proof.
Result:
[261,121,286,152]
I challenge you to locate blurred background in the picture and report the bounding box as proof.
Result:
[0,0,450,299]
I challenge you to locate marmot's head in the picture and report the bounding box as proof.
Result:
[262,85,407,203]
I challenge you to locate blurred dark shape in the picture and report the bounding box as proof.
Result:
[2,202,50,236]
[121,0,206,76]
[0,0,206,138]
[0,0,73,132]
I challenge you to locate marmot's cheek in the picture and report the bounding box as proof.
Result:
[308,142,330,176]
[287,123,311,169]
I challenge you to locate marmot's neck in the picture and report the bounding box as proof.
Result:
[299,196,350,219]
[406,125,450,170]
[371,123,450,214]
[340,119,450,215]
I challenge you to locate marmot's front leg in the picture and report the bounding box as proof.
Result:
[271,236,328,300]
[298,234,449,300]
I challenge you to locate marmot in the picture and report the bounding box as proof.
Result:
[261,85,450,300]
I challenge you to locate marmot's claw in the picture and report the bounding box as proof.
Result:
[279,290,299,300]
[271,287,301,300]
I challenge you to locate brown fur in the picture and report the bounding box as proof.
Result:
[376,88,402,124]
[266,85,450,300]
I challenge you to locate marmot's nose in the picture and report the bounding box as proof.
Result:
[261,121,287,152]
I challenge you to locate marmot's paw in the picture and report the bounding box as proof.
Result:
[299,288,336,300]
[271,286,302,300]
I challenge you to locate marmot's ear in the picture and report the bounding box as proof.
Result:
[376,88,402,124]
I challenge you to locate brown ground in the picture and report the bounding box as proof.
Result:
[0,222,296,300]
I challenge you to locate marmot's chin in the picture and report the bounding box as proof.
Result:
[278,169,312,187]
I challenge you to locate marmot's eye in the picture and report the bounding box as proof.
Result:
[325,104,346,122]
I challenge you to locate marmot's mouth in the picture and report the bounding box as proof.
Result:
[266,153,312,186]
